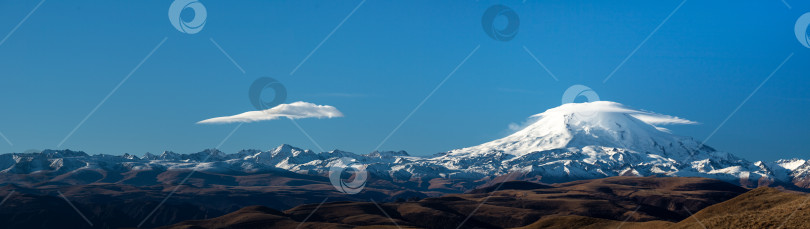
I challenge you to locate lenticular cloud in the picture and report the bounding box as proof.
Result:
[197,101,343,124]
[530,101,698,126]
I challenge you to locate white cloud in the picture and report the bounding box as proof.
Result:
[532,101,697,126]
[197,101,344,124]
[629,113,697,125]
[513,101,697,134]
[508,122,521,131]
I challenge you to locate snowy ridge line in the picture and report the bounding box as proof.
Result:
[1,102,808,189]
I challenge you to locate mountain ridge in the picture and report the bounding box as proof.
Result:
[1,101,808,191]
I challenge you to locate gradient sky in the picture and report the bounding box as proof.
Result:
[0,0,808,162]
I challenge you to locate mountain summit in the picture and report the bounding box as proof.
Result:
[426,101,769,184]
[449,101,702,157]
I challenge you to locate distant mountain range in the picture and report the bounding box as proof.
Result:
[2,101,808,191]
[2,101,810,228]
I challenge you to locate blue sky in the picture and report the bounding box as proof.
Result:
[0,0,807,162]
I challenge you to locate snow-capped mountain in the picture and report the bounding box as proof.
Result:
[1,101,807,189]
[425,102,765,183]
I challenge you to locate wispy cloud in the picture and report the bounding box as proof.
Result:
[509,101,697,134]
[508,122,522,131]
[532,101,698,126]
[630,113,697,125]
[197,101,343,124]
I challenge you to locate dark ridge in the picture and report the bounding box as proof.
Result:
[467,180,553,194]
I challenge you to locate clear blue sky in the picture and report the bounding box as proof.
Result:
[0,0,807,162]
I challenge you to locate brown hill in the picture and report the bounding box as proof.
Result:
[0,169,427,228]
[668,187,810,229]
[518,187,810,229]
[514,215,672,229]
[160,176,749,229]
